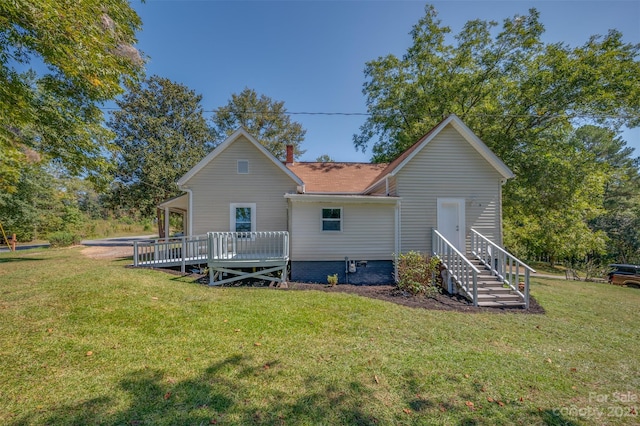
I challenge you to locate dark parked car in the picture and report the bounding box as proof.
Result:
[607,264,640,287]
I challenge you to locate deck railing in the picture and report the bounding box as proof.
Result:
[133,232,289,272]
[208,231,289,261]
[133,234,209,271]
[432,229,480,306]
[470,229,535,309]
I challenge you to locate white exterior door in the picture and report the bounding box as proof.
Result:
[437,198,465,252]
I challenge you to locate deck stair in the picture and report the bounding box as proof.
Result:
[467,257,526,307]
[432,228,535,308]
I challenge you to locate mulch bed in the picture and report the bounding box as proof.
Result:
[139,266,544,314]
[285,283,545,314]
[184,270,545,314]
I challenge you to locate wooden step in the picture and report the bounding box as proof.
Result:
[476,281,507,286]
[477,300,526,308]
[476,286,514,295]
[477,293,522,302]
[444,253,527,308]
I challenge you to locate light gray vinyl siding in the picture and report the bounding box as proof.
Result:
[368,175,398,196]
[186,136,298,235]
[397,124,503,254]
[387,176,398,196]
[289,200,395,261]
[368,181,386,195]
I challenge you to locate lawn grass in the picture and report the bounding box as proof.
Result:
[528,261,568,276]
[1,248,638,425]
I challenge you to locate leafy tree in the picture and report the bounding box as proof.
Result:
[575,125,640,263]
[0,163,68,241]
[503,142,609,265]
[355,6,639,163]
[355,4,640,263]
[107,76,213,217]
[0,0,144,192]
[212,88,306,161]
[315,154,334,162]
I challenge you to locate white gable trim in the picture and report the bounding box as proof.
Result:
[364,115,514,193]
[158,193,188,210]
[390,115,513,179]
[447,116,514,179]
[177,128,304,187]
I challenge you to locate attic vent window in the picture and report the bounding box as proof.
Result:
[237,160,249,174]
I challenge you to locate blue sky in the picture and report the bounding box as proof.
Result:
[129,0,640,162]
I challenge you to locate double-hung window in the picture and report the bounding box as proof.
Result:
[230,203,256,234]
[322,208,342,232]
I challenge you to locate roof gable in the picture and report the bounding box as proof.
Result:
[158,193,188,210]
[365,114,514,192]
[177,128,304,187]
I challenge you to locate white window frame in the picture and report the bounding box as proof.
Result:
[237,160,249,174]
[321,207,342,232]
[230,203,256,234]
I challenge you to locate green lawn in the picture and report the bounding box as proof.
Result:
[1,248,638,425]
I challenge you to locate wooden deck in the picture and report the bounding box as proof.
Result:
[133,232,289,286]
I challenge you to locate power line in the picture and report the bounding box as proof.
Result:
[98,107,639,121]
[99,107,370,116]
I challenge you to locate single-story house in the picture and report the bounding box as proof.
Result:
[156,114,521,289]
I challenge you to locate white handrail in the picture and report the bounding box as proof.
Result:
[133,234,209,272]
[133,232,289,272]
[207,231,289,261]
[470,229,535,309]
[432,229,480,306]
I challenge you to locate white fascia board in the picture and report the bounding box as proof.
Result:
[177,128,304,187]
[285,193,401,205]
[386,116,455,179]
[448,116,515,179]
[158,193,189,209]
[158,194,188,208]
[369,114,515,186]
[361,120,454,193]
[362,178,388,196]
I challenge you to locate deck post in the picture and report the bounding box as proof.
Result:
[524,269,530,309]
[181,237,186,273]
[208,233,214,285]
[472,270,478,307]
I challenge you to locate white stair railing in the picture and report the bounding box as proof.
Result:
[470,229,535,309]
[432,229,481,306]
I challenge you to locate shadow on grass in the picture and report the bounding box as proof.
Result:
[0,257,45,263]
[10,354,382,425]
[534,408,583,425]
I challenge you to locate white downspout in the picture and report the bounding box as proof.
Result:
[394,200,401,282]
[499,178,507,246]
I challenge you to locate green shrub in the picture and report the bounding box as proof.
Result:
[48,231,81,248]
[396,251,441,296]
[142,218,153,232]
[327,274,338,286]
